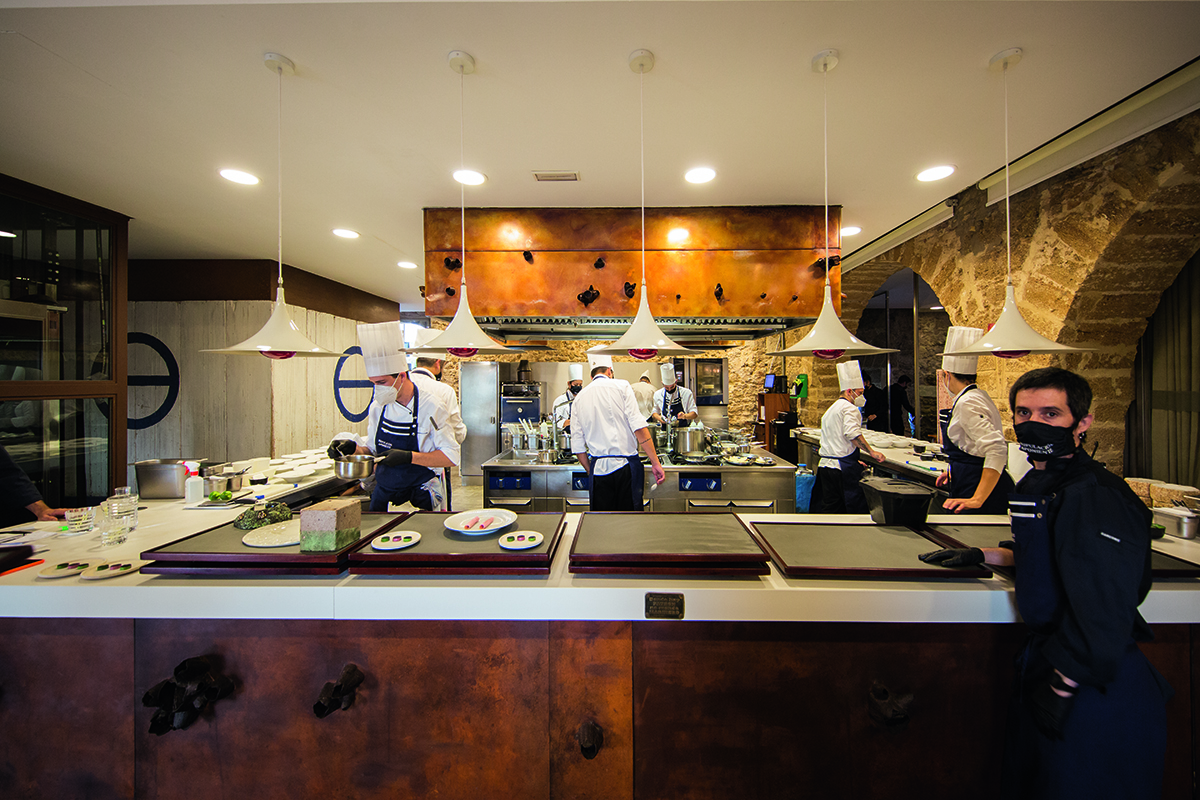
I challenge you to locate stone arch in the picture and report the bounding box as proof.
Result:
[837,109,1200,473]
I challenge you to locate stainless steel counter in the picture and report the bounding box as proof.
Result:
[482,447,797,513]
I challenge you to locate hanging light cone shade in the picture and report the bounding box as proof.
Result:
[594,284,697,360]
[409,279,519,357]
[202,287,343,359]
[940,283,1091,358]
[766,284,900,359]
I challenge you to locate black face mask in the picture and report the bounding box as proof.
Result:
[1014,420,1078,462]
[569,384,582,396]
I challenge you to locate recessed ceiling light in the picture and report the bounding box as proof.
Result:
[220,169,259,185]
[840,226,862,237]
[397,261,418,270]
[685,167,715,184]
[916,165,956,182]
[332,229,359,239]
[453,169,486,185]
[0,230,15,238]
[667,228,689,244]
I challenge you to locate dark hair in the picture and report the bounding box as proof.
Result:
[415,357,440,368]
[590,365,610,378]
[1009,367,1092,424]
[897,375,912,386]
[861,371,874,384]
[949,372,976,384]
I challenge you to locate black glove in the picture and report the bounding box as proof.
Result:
[381,448,413,467]
[1026,670,1078,740]
[327,439,356,459]
[918,547,985,567]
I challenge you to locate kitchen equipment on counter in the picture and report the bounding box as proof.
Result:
[334,455,382,480]
[202,475,232,495]
[861,477,935,527]
[1153,507,1198,539]
[536,449,557,464]
[675,427,707,456]
[516,359,533,383]
[134,459,202,499]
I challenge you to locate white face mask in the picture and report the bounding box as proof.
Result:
[852,394,866,408]
[373,379,398,406]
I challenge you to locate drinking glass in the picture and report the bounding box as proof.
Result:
[62,507,97,536]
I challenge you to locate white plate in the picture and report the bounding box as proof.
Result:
[281,453,306,461]
[80,560,147,580]
[269,459,290,467]
[302,448,327,456]
[444,508,518,534]
[277,466,316,481]
[498,531,543,550]
[310,459,334,472]
[241,521,301,548]
[38,559,106,579]
[371,531,422,550]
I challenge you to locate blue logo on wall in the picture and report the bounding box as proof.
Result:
[127,332,180,430]
[334,346,371,423]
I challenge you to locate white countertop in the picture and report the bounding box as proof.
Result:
[2,498,1197,624]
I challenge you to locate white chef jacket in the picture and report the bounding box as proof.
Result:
[410,367,467,445]
[335,383,461,466]
[631,380,656,420]
[818,397,862,470]
[551,391,577,429]
[570,375,648,476]
[652,385,698,420]
[945,386,1008,474]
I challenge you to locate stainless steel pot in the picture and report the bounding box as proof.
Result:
[653,428,669,450]
[536,449,556,464]
[334,454,380,480]
[202,476,230,495]
[676,427,707,455]
[556,432,571,451]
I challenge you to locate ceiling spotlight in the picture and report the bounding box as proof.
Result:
[220,169,259,185]
[0,230,15,238]
[332,229,359,239]
[929,305,944,310]
[397,261,418,270]
[841,225,862,236]
[685,167,716,184]
[453,169,487,185]
[667,228,689,244]
[916,165,956,182]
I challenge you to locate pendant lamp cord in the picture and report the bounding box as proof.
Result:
[276,63,284,290]
[823,61,830,289]
[640,66,646,288]
[459,69,467,286]
[1003,60,1012,287]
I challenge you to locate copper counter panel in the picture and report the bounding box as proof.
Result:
[0,618,136,799]
[424,206,840,319]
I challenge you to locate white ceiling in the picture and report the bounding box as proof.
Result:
[2,1,1199,312]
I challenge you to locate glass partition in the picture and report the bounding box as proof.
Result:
[2,398,110,508]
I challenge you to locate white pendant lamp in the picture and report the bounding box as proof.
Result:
[409,51,518,358]
[204,53,342,359]
[594,50,695,361]
[767,50,897,360]
[941,49,1090,359]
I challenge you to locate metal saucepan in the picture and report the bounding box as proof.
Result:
[334,454,383,480]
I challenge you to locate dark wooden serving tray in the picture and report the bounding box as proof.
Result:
[348,512,566,576]
[568,512,770,576]
[140,512,406,575]
[750,521,992,579]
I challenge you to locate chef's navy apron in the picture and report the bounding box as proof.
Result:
[1001,493,1169,800]
[817,452,866,514]
[939,386,1015,514]
[412,368,452,511]
[586,454,645,512]
[662,390,687,428]
[370,384,438,512]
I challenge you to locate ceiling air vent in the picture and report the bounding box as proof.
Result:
[533,170,580,182]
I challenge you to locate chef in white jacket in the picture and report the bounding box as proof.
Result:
[937,326,1014,514]
[631,369,657,422]
[327,321,459,512]
[551,363,585,432]
[407,326,467,511]
[816,360,885,513]
[651,363,698,427]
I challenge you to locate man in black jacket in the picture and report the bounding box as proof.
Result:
[920,367,1171,799]
[860,372,889,432]
[1,444,64,528]
[887,374,914,436]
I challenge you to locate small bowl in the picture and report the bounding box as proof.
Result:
[913,443,926,454]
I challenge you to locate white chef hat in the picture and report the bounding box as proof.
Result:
[660,363,677,385]
[588,353,613,372]
[942,326,984,374]
[410,327,447,358]
[357,321,408,377]
[836,360,864,391]
[568,363,584,381]
[640,369,651,381]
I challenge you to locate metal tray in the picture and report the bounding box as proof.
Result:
[751,521,991,579]
[348,512,566,575]
[569,512,770,576]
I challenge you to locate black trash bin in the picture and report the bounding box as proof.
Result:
[861,477,935,527]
